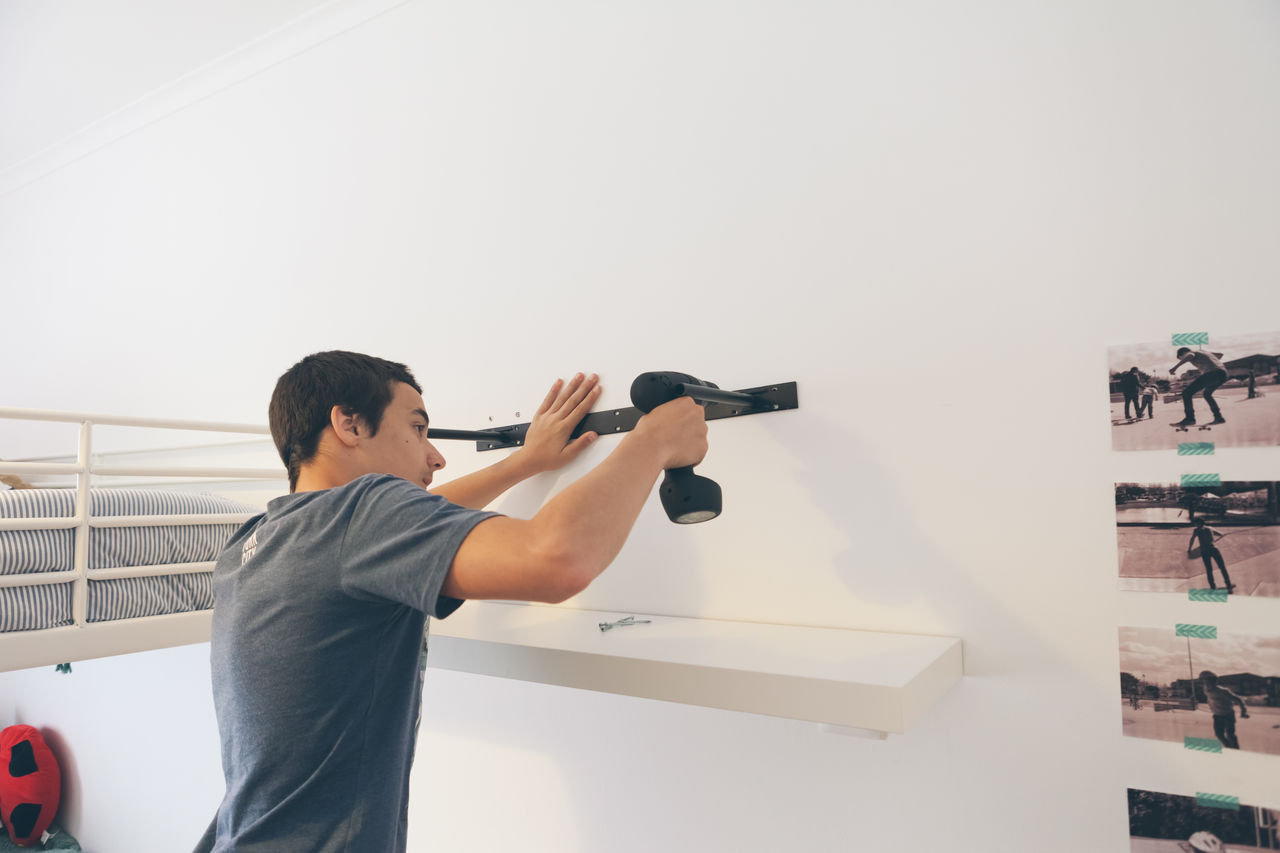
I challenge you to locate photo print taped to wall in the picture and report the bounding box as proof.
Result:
[1127,788,1280,853]
[1107,330,1280,452]
[1118,626,1280,758]
[1116,482,1280,598]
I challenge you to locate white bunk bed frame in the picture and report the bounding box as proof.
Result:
[0,406,283,673]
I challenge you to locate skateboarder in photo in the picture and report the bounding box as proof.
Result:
[1188,518,1234,591]
[1169,347,1228,428]
[1137,381,1159,419]
[1199,670,1249,750]
[1119,367,1143,420]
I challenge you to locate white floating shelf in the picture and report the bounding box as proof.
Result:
[428,602,963,736]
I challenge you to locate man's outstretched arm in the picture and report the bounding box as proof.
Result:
[442,395,708,603]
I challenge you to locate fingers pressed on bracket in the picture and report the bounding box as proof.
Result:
[542,373,599,418]
[536,378,566,415]
[567,374,601,422]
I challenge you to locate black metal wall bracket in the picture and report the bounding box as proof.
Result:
[431,381,799,452]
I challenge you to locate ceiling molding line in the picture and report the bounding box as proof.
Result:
[0,0,412,200]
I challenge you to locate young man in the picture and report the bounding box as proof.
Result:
[195,351,708,852]
[1199,670,1249,750]
[1169,347,1229,427]
[1187,518,1234,592]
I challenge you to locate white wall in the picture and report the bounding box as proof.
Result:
[1,1,1278,850]
[0,645,224,848]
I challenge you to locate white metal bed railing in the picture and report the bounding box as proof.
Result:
[0,406,283,633]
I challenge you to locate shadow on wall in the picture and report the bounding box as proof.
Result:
[792,411,1074,680]
[39,727,80,838]
[491,443,709,619]
[410,709,587,853]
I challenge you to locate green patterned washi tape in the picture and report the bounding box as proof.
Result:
[1185,737,1224,753]
[1176,624,1217,639]
[1181,474,1221,488]
[1189,589,1229,603]
[1177,443,1215,456]
[1172,332,1210,347]
[1195,793,1240,811]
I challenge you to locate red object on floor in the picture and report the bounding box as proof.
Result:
[0,725,61,847]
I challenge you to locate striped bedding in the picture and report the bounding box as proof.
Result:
[0,489,260,632]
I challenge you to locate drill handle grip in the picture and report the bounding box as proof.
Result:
[631,372,726,523]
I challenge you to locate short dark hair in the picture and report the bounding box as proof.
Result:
[269,351,421,491]
[1177,347,1191,357]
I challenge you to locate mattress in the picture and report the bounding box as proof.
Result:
[0,488,260,632]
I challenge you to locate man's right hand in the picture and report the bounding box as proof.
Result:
[631,396,709,471]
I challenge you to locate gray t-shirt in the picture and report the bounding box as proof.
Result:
[204,473,497,852]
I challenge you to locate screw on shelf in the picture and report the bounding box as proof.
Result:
[598,616,652,632]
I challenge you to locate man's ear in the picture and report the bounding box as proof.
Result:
[330,405,362,448]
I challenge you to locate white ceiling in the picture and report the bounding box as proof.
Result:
[0,0,332,173]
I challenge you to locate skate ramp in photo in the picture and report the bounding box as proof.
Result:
[1121,704,1280,756]
[1117,526,1280,595]
[1116,507,1188,524]
[1111,386,1280,451]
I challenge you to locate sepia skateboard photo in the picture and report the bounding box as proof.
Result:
[1108,330,1280,452]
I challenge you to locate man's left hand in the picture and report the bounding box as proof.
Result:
[516,373,602,474]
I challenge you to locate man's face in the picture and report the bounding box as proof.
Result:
[357,381,447,488]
